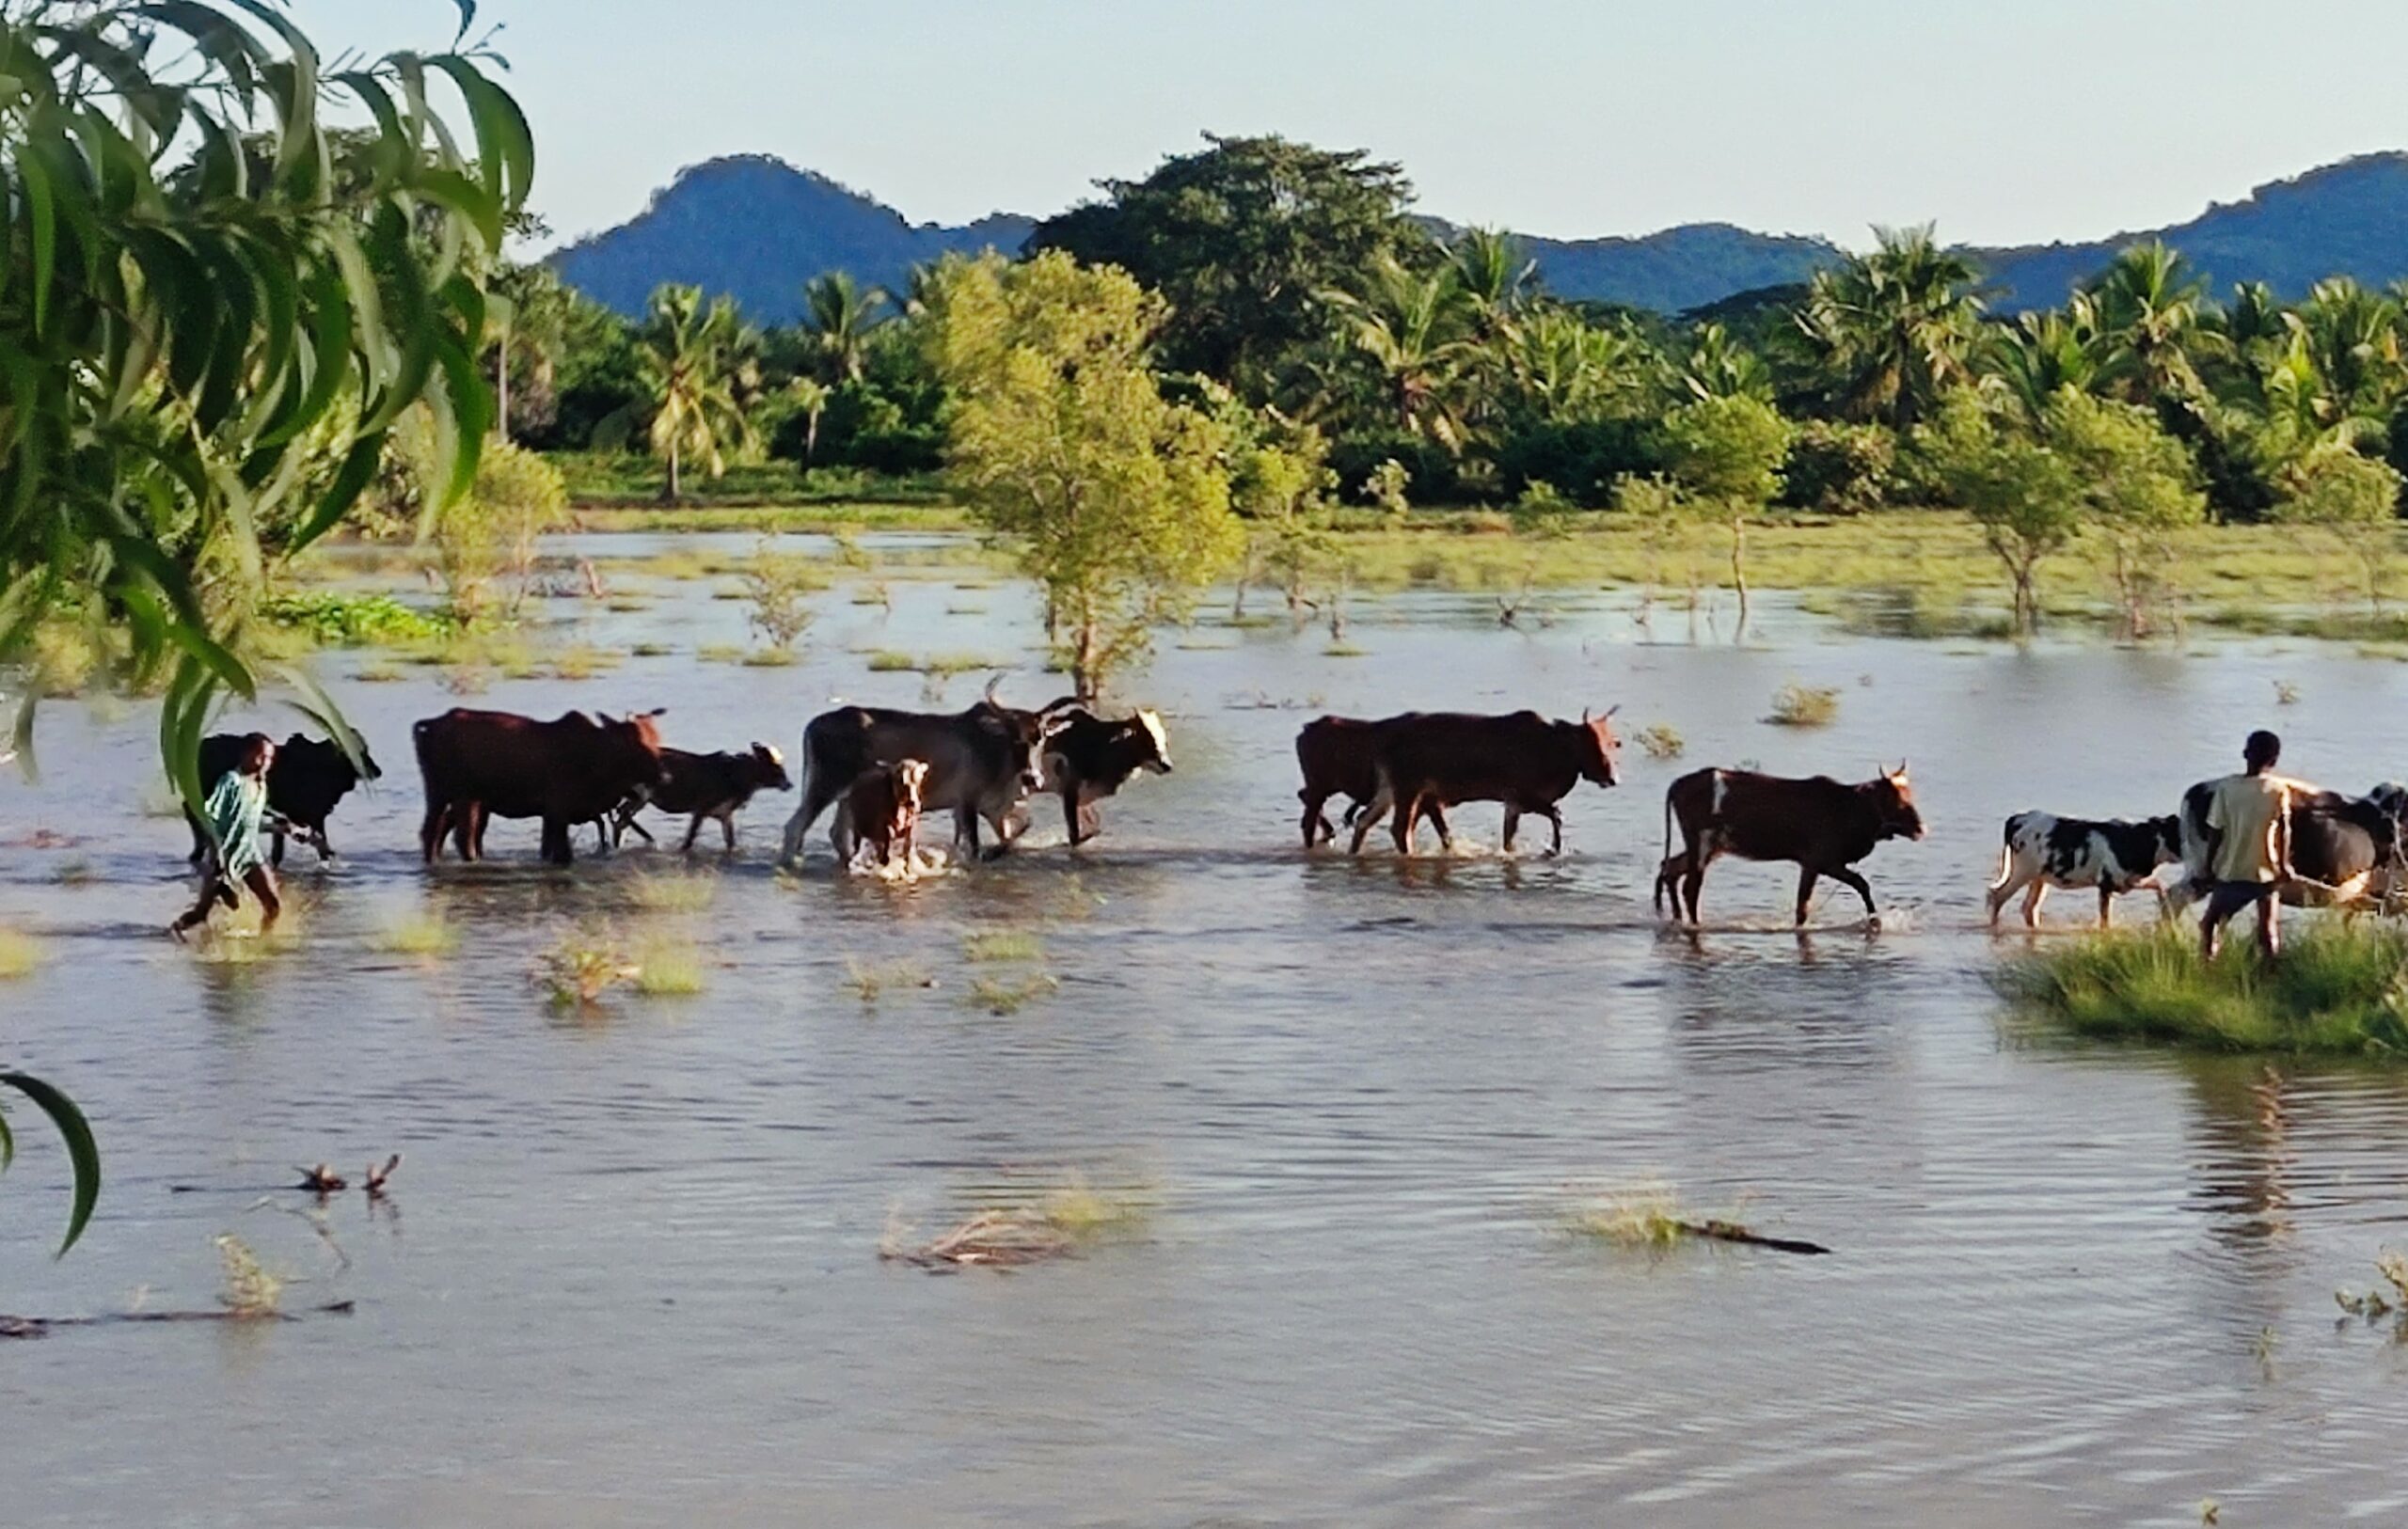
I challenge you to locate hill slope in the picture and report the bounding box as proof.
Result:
[551,151,2408,321]
[550,156,1034,322]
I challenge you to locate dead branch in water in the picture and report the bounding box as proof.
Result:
[880,1208,1075,1269]
[1,1301,355,1339]
[1680,1219,1830,1255]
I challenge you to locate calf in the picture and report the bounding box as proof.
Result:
[186,732,381,867]
[846,759,929,871]
[1296,716,1400,848]
[779,681,1053,867]
[1656,764,1926,927]
[613,743,794,852]
[1033,700,1172,846]
[1986,811,2183,928]
[1354,708,1621,856]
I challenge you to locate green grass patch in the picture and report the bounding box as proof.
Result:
[373,911,456,957]
[259,591,453,647]
[1765,681,1841,728]
[1998,922,2408,1056]
[963,929,1043,963]
[628,871,717,913]
[864,650,915,672]
[632,936,708,997]
[740,647,800,667]
[0,926,44,979]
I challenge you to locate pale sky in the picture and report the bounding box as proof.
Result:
[293,0,2408,252]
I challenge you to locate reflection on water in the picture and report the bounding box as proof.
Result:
[8,532,2408,1525]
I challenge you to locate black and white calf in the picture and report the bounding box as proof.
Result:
[1987,811,2184,928]
[1032,700,1172,846]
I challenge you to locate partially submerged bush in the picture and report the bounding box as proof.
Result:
[1634,723,1685,760]
[259,591,452,648]
[879,1174,1152,1269]
[1998,922,2408,1056]
[1765,681,1841,727]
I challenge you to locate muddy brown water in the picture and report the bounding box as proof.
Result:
[8,532,2408,1527]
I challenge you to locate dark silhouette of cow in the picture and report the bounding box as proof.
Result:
[1352,708,1623,856]
[612,743,793,852]
[1656,764,1926,926]
[185,732,381,867]
[413,708,666,867]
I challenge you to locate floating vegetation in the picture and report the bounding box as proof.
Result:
[1563,1183,1830,1255]
[534,926,640,1011]
[372,911,456,958]
[879,1175,1151,1269]
[696,643,745,664]
[629,871,718,913]
[1634,723,1686,760]
[740,647,799,667]
[843,956,936,1003]
[631,641,674,658]
[962,929,1042,963]
[549,643,622,681]
[0,926,44,980]
[864,650,914,672]
[1323,641,1369,658]
[356,662,405,684]
[631,936,707,997]
[965,972,1060,1015]
[52,859,96,886]
[1765,681,1841,728]
[214,1235,283,1317]
[1999,922,2408,1056]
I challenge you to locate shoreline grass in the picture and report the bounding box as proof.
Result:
[1997,921,2408,1056]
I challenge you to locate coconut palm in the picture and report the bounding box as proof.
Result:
[1499,308,1651,423]
[1984,303,2103,427]
[601,285,757,501]
[802,272,892,383]
[1446,228,1537,337]
[2085,242,2218,403]
[1795,224,1986,429]
[1323,256,1477,449]
[2288,277,2404,424]
[786,378,832,462]
[1679,323,1775,402]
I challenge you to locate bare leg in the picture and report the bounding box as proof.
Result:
[244,865,282,931]
[2259,893,2281,959]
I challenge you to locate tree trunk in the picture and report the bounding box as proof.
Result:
[663,438,681,504]
[1730,513,1750,639]
[2014,560,2037,636]
[495,315,512,442]
[1074,621,1101,702]
[804,410,820,463]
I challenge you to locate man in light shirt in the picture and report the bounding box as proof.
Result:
[2197,730,2293,960]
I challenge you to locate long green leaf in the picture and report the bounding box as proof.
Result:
[0,1071,102,1256]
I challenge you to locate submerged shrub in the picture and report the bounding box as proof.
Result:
[1765,682,1841,727]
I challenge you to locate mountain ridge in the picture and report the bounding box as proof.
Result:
[549,150,2408,323]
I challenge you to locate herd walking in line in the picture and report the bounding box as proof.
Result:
[167,676,2407,956]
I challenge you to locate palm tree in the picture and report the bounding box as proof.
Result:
[486,262,573,443]
[609,284,756,501]
[1446,228,1536,336]
[1796,224,1985,429]
[1323,255,1476,449]
[2289,277,2404,424]
[1983,303,2101,426]
[2085,241,2217,403]
[787,377,832,462]
[802,271,891,383]
[1679,322,1774,402]
[1499,307,1650,423]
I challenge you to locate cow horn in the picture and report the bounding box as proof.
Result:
[1581,707,1591,724]
[1605,703,1622,719]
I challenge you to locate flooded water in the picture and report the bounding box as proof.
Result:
[8,532,2408,1526]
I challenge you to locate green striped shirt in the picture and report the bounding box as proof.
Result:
[203,770,270,878]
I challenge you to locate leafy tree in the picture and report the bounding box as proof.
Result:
[600,285,758,499]
[1919,399,2083,635]
[431,439,570,623]
[1985,305,2102,426]
[2277,449,2405,613]
[1323,254,1474,449]
[1662,394,1795,631]
[1228,416,1339,621]
[0,0,529,788]
[1797,225,1985,430]
[1028,134,1427,392]
[2047,391,2206,638]
[928,252,1241,698]
[1678,323,1775,403]
[2085,242,2217,404]
[801,271,890,383]
[488,258,578,442]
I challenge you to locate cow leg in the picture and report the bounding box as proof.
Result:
[185,809,209,866]
[454,803,483,862]
[2021,881,2047,928]
[616,809,657,847]
[420,802,450,864]
[270,825,288,870]
[1390,793,1419,857]
[2098,883,2115,929]
[1830,866,1878,923]
[1349,784,1392,855]
[1540,805,1564,858]
[1679,852,1712,926]
[1501,805,1520,854]
[1064,789,1087,847]
[980,811,1014,860]
[1985,871,2027,927]
[1654,853,1686,915]
[679,813,704,854]
[311,825,335,862]
[721,812,737,852]
[1796,866,1819,927]
[1300,791,1337,848]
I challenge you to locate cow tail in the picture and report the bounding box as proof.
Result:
[1995,813,2018,889]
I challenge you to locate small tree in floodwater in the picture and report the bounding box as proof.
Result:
[2278,449,2406,616]
[928,251,1241,700]
[1662,393,1794,637]
[1919,398,2082,636]
[2048,391,2204,639]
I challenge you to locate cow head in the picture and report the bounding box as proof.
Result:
[971,682,1049,799]
[1576,706,1622,788]
[2147,814,2186,868]
[1867,762,1925,841]
[749,743,794,793]
[1133,709,1173,775]
[892,758,929,829]
[610,710,669,792]
[2367,782,2408,863]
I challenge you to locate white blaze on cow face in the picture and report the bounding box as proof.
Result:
[1136,708,1172,773]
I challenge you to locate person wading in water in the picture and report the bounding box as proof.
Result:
[2197,730,2295,961]
[171,733,282,941]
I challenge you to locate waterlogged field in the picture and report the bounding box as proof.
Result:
[9,531,2408,1526]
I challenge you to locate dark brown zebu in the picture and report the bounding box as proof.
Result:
[1353,708,1622,856]
[1294,714,1448,849]
[1655,764,1925,927]
[414,708,667,867]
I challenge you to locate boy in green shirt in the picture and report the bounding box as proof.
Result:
[171,733,283,940]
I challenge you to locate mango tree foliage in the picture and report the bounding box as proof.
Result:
[2277,449,2406,613]
[0,0,531,800]
[929,251,1241,700]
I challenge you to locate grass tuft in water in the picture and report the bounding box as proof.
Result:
[1998,921,2408,1056]
[962,929,1042,963]
[1633,723,1686,761]
[535,925,639,1010]
[629,871,718,913]
[965,972,1060,1015]
[632,935,708,997]
[879,1174,1152,1269]
[740,647,799,667]
[1564,1184,1694,1250]
[214,1235,282,1317]
[844,956,934,1003]
[373,911,456,958]
[864,650,915,672]
[0,926,44,979]
[1765,681,1841,727]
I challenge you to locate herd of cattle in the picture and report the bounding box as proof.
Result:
[179,682,2408,927]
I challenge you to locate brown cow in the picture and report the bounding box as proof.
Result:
[414,708,667,867]
[1354,708,1623,857]
[1655,764,1925,927]
[846,759,928,871]
[1293,715,1447,849]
